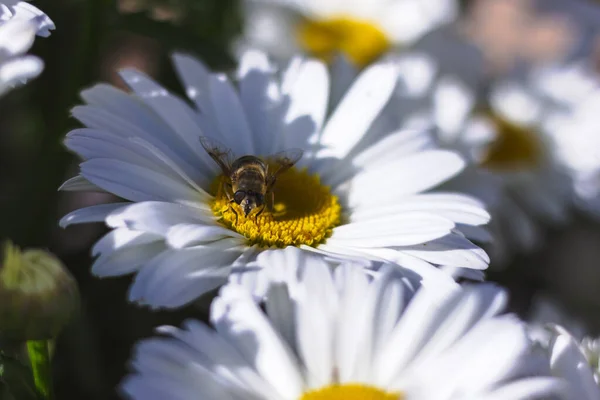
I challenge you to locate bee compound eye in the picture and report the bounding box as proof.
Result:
[233,191,245,204]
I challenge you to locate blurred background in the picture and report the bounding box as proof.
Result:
[1,0,600,398]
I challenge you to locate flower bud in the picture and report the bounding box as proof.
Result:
[0,241,79,340]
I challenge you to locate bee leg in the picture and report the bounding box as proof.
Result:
[255,204,265,218]
[224,182,234,201]
[228,200,239,225]
[222,182,239,224]
[269,191,275,212]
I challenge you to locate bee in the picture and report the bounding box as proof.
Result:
[200,136,304,222]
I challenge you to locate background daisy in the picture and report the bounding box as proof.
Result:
[374,39,580,266]
[122,248,564,400]
[0,0,54,95]
[532,324,600,400]
[238,0,459,66]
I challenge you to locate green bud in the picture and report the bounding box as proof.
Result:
[0,242,79,341]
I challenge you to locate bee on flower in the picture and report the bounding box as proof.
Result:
[60,49,490,309]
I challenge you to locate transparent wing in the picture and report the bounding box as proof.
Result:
[267,148,304,179]
[199,136,234,174]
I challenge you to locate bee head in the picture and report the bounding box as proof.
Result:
[234,190,264,217]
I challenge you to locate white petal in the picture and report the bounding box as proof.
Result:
[294,260,337,389]
[318,62,397,160]
[281,57,329,151]
[77,84,212,182]
[80,159,205,204]
[400,285,507,374]
[11,2,54,37]
[211,284,304,398]
[490,82,542,125]
[123,321,263,399]
[265,283,296,354]
[59,175,105,192]
[0,55,42,94]
[237,50,282,155]
[550,329,600,400]
[346,150,466,208]
[118,69,208,165]
[350,193,490,227]
[329,55,358,110]
[373,283,460,386]
[351,128,434,168]
[171,53,212,113]
[129,245,241,308]
[433,76,475,139]
[92,241,167,277]
[66,128,212,191]
[394,52,437,96]
[106,201,213,234]
[408,316,533,395]
[329,212,454,247]
[66,128,170,170]
[248,247,323,301]
[367,267,414,375]
[92,228,161,257]
[0,18,35,56]
[400,233,490,269]
[161,320,280,399]
[208,73,255,155]
[59,203,129,228]
[381,0,457,44]
[167,223,244,248]
[322,129,434,188]
[334,265,373,383]
[481,378,567,400]
[309,245,456,288]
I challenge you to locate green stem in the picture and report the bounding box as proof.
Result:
[26,340,53,400]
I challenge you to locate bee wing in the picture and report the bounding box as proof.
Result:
[199,136,234,174]
[267,148,304,179]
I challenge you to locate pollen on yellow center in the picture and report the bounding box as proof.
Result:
[211,167,341,248]
[296,16,391,67]
[481,113,543,171]
[300,383,403,400]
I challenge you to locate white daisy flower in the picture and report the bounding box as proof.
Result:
[121,248,564,400]
[377,33,576,266]
[461,81,573,265]
[0,1,54,95]
[59,50,491,309]
[537,63,600,220]
[533,324,600,400]
[238,0,458,67]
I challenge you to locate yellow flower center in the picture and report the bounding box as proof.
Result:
[211,167,342,248]
[296,16,391,67]
[300,384,402,400]
[481,113,543,171]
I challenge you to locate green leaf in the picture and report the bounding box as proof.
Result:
[26,341,53,400]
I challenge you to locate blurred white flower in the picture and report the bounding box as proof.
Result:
[373,31,581,266]
[538,63,600,220]
[238,0,458,67]
[535,324,600,400]
[122,248,563,400]
[60,50,491,309]
[465,81,573,266]
[527,295,600,395]
[0,1,54,95]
